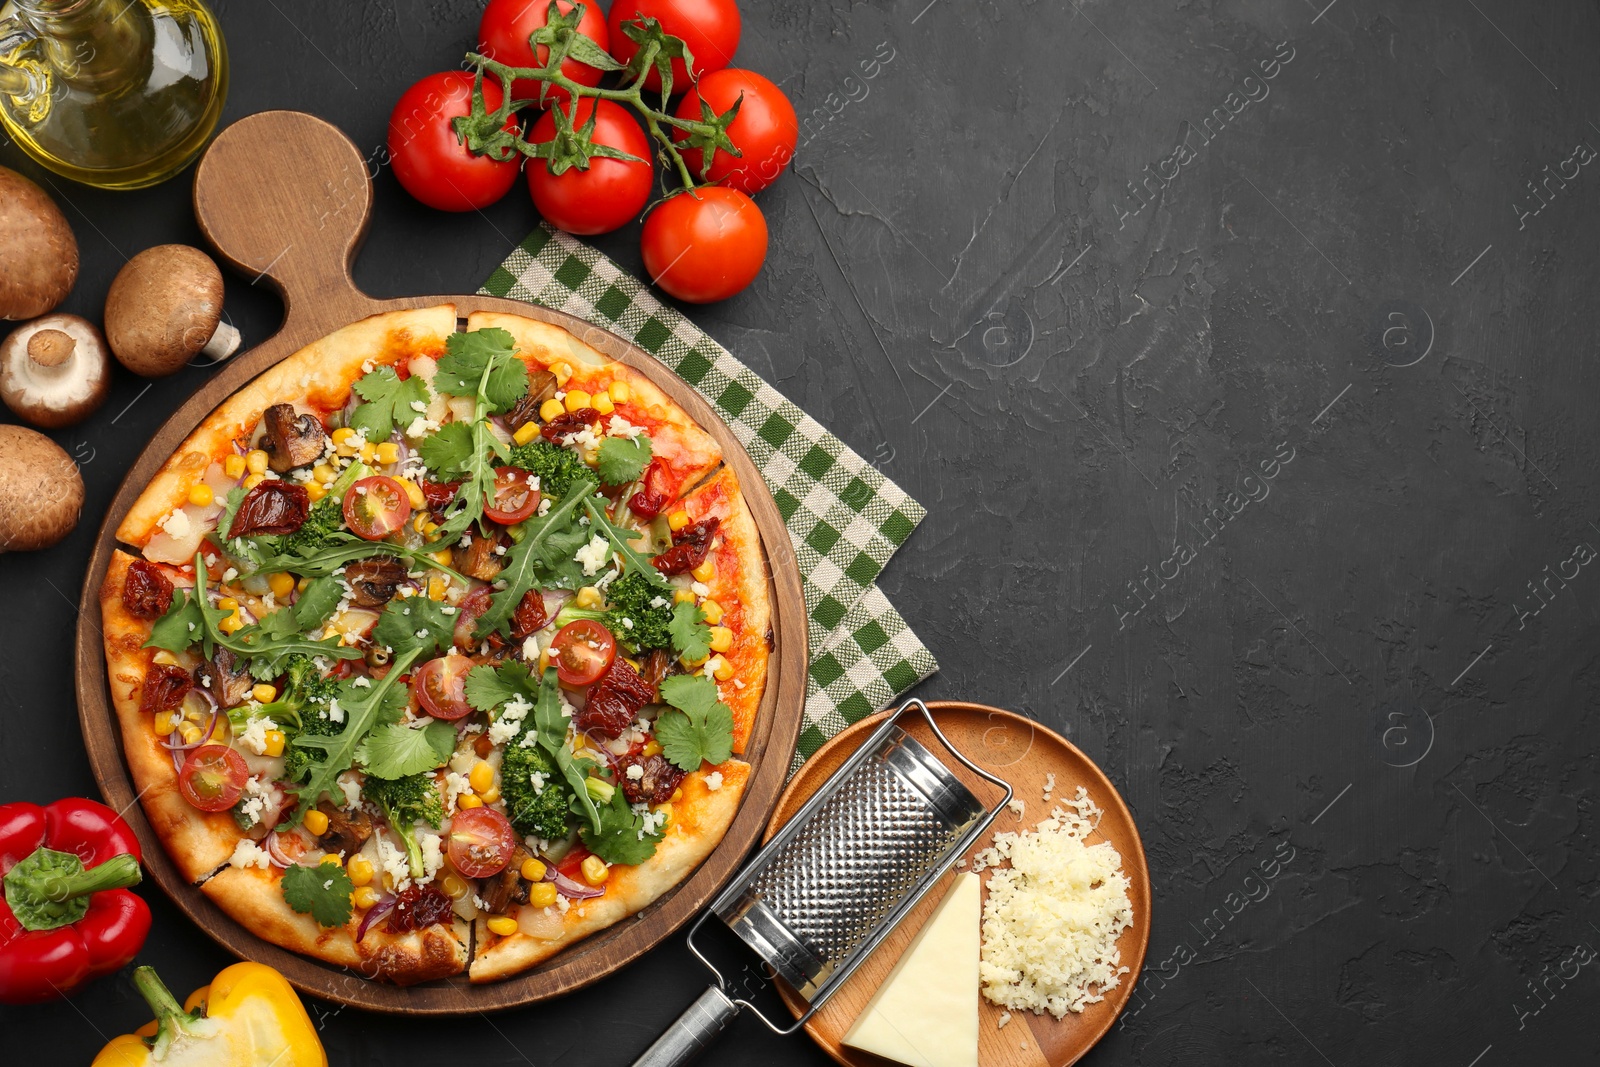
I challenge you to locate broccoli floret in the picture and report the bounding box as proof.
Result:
[552,571,673,654]
[509,439,592,499]
[363,773,444,880]
[272,461,366,557]
[501,741,574,842]
[254,654,340,734]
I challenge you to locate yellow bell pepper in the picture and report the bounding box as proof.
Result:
[92,963,326,1067]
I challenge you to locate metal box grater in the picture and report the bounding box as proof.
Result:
[633,699,1012,1066]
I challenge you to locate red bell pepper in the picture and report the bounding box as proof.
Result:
[0,798,151,1003]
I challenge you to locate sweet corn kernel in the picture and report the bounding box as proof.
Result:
[152,649,180,667]
[395,478,425,510]
[218,613,245,635]
[218,597,239,611]
[609,380,630,403]
[312,463,338,485]
[376,442,401,465]
[358,442,376,464]
[479,785,501,805]
[700,599,724,625]
[427,578,447,601]
[581,855,609,886]
[423,521,439,536]
[681,651,708,669]
[528,882,559,908]
[179,723,202,746]
[592,392,615,416]
[691,560,715,583]
[187,484,214,507]
[674,589,697,604]
[575,586,603,609]
[303,810,330,836]
[209,720,228,742]
[352,886,382,910]
[708,626,733,653]
[153,710,178,736]
[252,683,278,704]
[331,427,356,446]
[520,858,547,882]
[551,361,573,386]
[457,793,483,810]
[670,787,683,803]
[712,656,734,682]
[245,449,270,474]
[538,649,550,672]
[223,454,247,479]
[305,481,327,503]
[441,873,470,900]
[512,422,540,446]
[667,510,691,532]
[320,853,342,868]
[564,389,592,412]
[487,915,519,937]
[263,730,286,757]
[430,549,454,566]
[538,398,565,422]
[266,572,295,599]
[347,856,374,886]
[641,740,662,758]
[242,473,265,490]
[469,761,495,793]
[297,577,312,593]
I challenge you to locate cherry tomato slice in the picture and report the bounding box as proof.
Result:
[550,619,617,687]
[177,745,248,812]
[447,806,517,878]
[484,466,541,525]
[413,655,474,721]
[343,476,412,541]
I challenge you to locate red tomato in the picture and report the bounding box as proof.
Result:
[414,655,474,721]
[641,187,767,303]
[343,476,412,541]
[607,0,740,94]
[454,587,495,650]
[484,466,541,525]
[448,806,517,878]
[479,0,610,109]
[674,69,796,194]
[550,619,617,686]
[388,71,521,212]
[177,746,248,812]
[527,99,653,235]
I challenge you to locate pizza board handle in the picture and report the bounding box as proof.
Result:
[193,110,385,349]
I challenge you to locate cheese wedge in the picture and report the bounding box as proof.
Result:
[841,872,980,1067]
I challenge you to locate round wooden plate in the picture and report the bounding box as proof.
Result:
[766,703,1151,1067]
[72,111,807,1014]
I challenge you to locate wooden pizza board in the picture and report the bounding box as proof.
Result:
[766,703,1151,1067]
[72,110,807,1014]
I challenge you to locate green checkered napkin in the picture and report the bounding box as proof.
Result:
[482,225,937,766]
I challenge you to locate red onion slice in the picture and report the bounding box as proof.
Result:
[264,831,325,869]
[548,867,604,900]
[356,894,397,942]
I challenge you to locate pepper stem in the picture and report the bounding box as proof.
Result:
[35,852,142,901]
[132,966,187,1026]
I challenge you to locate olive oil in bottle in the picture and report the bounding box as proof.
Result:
[0,0,228,190]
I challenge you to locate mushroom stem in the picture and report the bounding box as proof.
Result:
[202,320,241,362]
[26,329,76,368]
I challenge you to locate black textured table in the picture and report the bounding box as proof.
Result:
[2,0,1595,1063]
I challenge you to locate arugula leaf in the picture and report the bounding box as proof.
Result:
[655,674,735,771]
[465,660,538,714]
[432,328,527,414]
[287,647,422,821]
[596,434,653,486]
[357,719,455,780]
[371,596,456,659]
[417,420,474,476]
[579,787,662,866]
[280,862,354,927]
[532,666,600,832]
[146,591,207,654]
[476,480,598,639]
[581,498,670,589]
[349,366,431,442]
[667,600,711,661]
[216,485,248,541]
[293,575,344,630]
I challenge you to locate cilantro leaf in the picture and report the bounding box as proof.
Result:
[372,596,456,659]
[465,660,538,713]
[475,479,598,639]
[432,328,527,414]
[531,666,601,832]
[581,498,670,589]
[667,600,711,661]
[418,420,474,476]
[596,434,653,486]
[655,674,735,771]
[280,862,354,927]
[349,367,430,442]
[357,719,455,780]
[579,787,662,865]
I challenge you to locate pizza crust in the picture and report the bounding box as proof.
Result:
[117,305,458,548]
[468,761,751,983]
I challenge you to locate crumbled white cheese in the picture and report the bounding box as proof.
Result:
[417,829,444,883]
[327,698,344,724]
[649,596,669,609]
[996,1012,1012,1030]
[575,534,611,576]
[352,676,371,688]
[237,717,278,756]
[519,731,539,748]
[337,771,362,809]
[376,833,411,891]
[704,771,724,791]
[529,771,548,794]
[607,414,645,439]
[236,775,269,826]
[521,635,542,662]
[221,567,239,583]
[556,894,571,914]
[158,509,192,539]
[488,695,533,746]
[405,415,439,437]
[1007,798,1026,818]
[691,581,710,597]
[625,763,645,781]
[229,838,273,870]
[443,772,471,812]
[1043,773,1056,798]
[449,749,477,774]
[409,400,428,413]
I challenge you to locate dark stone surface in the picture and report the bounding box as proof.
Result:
[2,0,1596,1062]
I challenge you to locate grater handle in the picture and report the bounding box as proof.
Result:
[631,985,742,1067]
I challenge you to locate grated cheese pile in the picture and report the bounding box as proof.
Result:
[973,786,1133,1019]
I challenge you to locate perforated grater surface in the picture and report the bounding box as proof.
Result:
[633,699,1012,1067]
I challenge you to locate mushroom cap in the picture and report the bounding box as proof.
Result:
[0,423,84,552]
[0,166,80,321]
[104,244,226,377]
[0,314,112,429]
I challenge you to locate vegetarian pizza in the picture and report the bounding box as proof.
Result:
[97,305,771,985]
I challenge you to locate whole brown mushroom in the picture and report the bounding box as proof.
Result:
[0,424,83,552]
[0,314,112,428]
[0,166,80,321]
[104,244,241,377]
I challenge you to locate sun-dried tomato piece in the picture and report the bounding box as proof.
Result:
[540,408,600,443]
[229,481,310,537]
[421,479,462,510]
[388,885,452,932]
[617,752,687,806]
[123,560,174,619]
[652,516,720,575]
[627,459,668,518]
[140,663,193,716]
[510,590,549,641]
[576,658,655,739]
